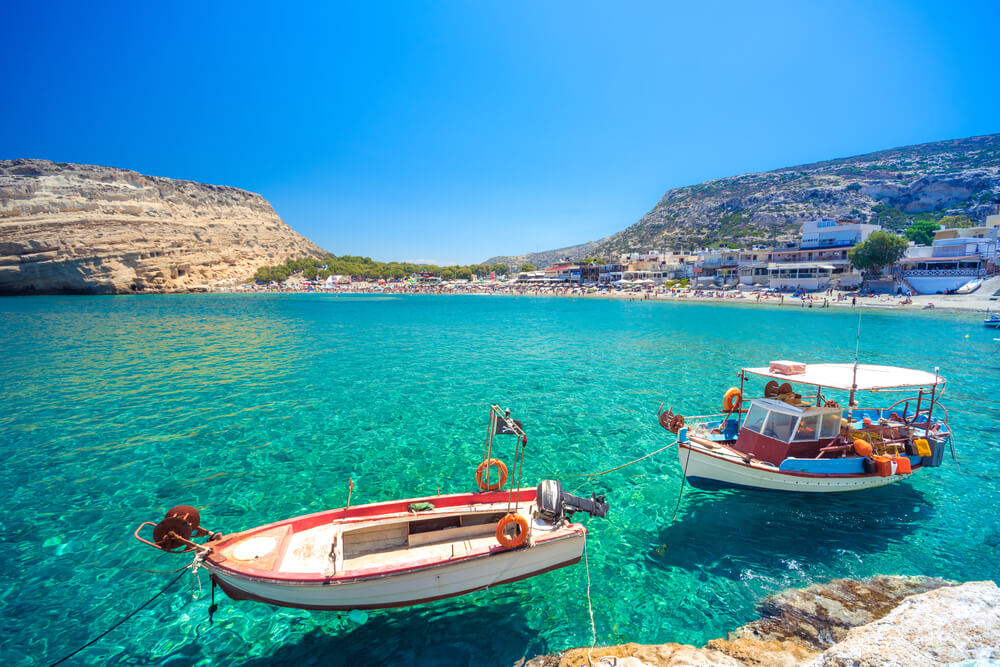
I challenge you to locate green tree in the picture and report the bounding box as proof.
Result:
[938,214,973,229]
[850,231,908,276]
[520,263,536,272]
[904,220,940,246]
[303,265,318,279]
[491,263,508,275]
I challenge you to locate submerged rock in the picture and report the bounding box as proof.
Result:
[732,575,952,650]
[523,575,998,667]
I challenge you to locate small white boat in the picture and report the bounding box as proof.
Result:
[196,486,597,610]
[956,279,982,294]
[659,361,951,493]
[134,406,609,611]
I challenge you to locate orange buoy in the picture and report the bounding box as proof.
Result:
[853,439,873,457]
[475,458,508,491]
[723,387,742,412]
[495,513,529,548]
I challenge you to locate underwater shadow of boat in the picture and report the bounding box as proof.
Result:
[648,484,932,580]
[239,597,546,667]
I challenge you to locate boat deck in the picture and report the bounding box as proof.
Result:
[209,496,553,580]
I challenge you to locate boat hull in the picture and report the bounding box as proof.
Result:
[678,441,909,493]
[207,531,584,610]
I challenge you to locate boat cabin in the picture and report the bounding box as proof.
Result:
[735,398,843,465]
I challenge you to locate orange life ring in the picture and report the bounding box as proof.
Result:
[495,513,529,548]
[723,387,742,412]
[475,458,508,491]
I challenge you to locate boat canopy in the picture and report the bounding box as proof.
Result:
[742,363,943,392]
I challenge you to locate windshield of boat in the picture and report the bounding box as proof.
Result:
[742,401,842,443]
[762,412,796,441]
[742,404,768,433]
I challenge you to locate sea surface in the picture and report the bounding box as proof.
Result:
[1,294,998,666]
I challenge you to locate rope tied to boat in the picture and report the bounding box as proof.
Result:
[50,557,200,666]
[553,440,678,480]
[583,535,597,666]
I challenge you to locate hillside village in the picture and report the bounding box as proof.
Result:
[514,207,1000,296]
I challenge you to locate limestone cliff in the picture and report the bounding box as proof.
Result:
[0,159,325,294]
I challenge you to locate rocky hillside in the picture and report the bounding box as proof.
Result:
[492,133,1000,264]
[0,160,324,294]
[484,238,609,272]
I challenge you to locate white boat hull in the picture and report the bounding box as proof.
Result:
[678,441,908,493]
[208,531,584,610]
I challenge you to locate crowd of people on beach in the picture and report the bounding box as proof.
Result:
[226,278,934,310]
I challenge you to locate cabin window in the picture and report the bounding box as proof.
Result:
[762,412,796,441]
[820,413,842,439]
[742,405,768,433]
[793,415,819,441]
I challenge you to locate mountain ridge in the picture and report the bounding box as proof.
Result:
[485,133,1000,266]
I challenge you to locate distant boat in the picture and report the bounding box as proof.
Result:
[659,361,951,493]
[133,406,609,610]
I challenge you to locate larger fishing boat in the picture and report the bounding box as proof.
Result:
[134,406,608,610]
[658,361,952,492]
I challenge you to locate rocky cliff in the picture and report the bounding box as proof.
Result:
[0,159,324,294]
[524,576,1000,666]
[489,133,1000,265]
[484,238,609,272]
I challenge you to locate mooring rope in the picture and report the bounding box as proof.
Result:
[670,439,693,522]
[51,566,191,666]
[555,441,678,480]
[583,535,597,666]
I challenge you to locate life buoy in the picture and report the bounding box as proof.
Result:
[495,513,529,548]
[475,458,508,491]
[723,387,742,412]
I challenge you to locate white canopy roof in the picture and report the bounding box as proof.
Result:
[742,363,943,391]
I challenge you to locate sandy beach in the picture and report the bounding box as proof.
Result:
[226,275,1000,315]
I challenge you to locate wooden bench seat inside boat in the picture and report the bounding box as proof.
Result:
[256,507,519,576]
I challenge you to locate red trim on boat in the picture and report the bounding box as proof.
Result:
[679,441,922,478]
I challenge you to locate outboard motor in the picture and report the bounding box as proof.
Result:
[536,479,609,522]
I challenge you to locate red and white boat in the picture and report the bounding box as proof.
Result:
[659,361,952,493]
[134,406,609,610]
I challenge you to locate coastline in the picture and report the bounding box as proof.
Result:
[212,282,1000,315]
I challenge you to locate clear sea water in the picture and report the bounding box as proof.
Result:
[1,294,998,666]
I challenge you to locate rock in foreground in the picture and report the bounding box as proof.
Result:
[809,581,1000,666]
[525,576,999,667]
[0,159,324,294]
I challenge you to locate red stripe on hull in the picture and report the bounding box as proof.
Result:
[679,441,922,479]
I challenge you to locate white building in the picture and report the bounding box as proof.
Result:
[898,218,999,294]
[766,219,877,290]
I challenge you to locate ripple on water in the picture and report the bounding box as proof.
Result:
[1,293,997,665]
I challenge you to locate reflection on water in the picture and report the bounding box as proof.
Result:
[0,294,998,664]
[654,485,932,580]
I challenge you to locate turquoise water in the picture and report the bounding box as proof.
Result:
[1,294,998,666]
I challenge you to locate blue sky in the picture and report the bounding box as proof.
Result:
[2,1,998,264]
